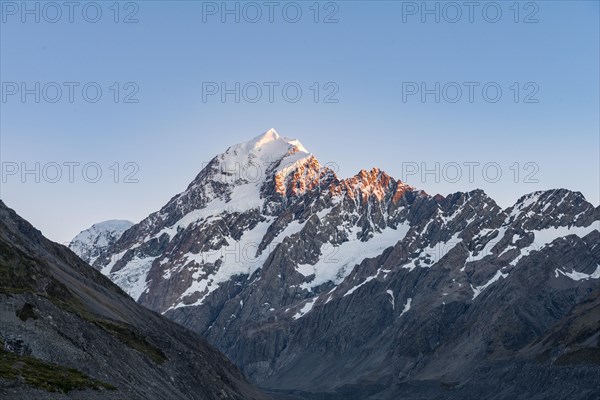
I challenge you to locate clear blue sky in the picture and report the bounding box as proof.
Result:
[1,0,598,243]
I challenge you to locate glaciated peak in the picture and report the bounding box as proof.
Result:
[179,129,319,218]
[72,220,133,243]
[69,219,134,265]
[213,129,314,187]
[185,129,316,197]
[229,128,309,159]
[285,139,308,154]
[253,128,281,147]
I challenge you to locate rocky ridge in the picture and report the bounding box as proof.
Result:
[89,129,599,399]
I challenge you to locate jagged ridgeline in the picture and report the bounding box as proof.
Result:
[79,129,598,399]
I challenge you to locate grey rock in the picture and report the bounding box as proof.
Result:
[87,130,599,399]
[0,201,269,400]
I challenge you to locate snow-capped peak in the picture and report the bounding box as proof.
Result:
[226,128,309,161]
[207,128,315,191]
[253,128,281,147]
[173,129,319,225]
[72,220,133,244]
[69,220,133,265]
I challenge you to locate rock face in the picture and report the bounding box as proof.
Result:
[0,201,268,400]
[91,129,600,399]
[69,220,134,265]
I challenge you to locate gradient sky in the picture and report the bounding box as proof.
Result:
[1,0,599,244]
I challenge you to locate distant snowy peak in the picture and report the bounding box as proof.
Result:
[71,220,134,245]
[69,220,133,265]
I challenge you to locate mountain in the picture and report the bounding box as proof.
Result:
[90,129,600,399]
[0,201,268,400]
[69,220,134,265]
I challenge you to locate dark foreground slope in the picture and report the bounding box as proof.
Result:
[0,200,268,400]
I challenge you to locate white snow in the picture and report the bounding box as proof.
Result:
[315,207,334,220]
[286,138,308,154]
[272,219,308,244]
[509,192,542,218]
[429,232,462,262]
[471,270,508,299]
[157,128,311,234]
[386,289,395,309]
[228,128,311,179]
[469,227,508,262]
[296,222,410,290]
[172,219,273,309]
[293,297,317,319]
[71,220,133,247]
[69,220,133,264]
[110,255,157,301]
[101,249,130,275]
[276,150,313,178]
[555,264,600,281]
[401,232,462,271]
[344,275,376,297]
[401,298,412,316]
[106,129,319,309]
[401,260,418,272]
[510,223,599,266]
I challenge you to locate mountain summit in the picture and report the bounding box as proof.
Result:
[69,220,134,265]
[243,128,308,154]
[87,130,599,399]
[93,129,411,306]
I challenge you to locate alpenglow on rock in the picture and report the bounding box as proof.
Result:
[91,128,413,306]
[85,129,600,400]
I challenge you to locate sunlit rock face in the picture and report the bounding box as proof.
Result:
[87,129,600,399]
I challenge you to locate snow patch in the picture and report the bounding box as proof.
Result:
[471,270,508,299]
[401,232,462,271]
[344,275,376,297]
[171,219,273,309]
[297,222,410,290]
[555,264,600,281]
[511,223,599,266]
[109,255,157,301]
[386,290,395,310]
[293,297,317,319]
[470,227,508,262]
[272,219,308,243]
[69,220,133,264]
[401,298,412,316]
